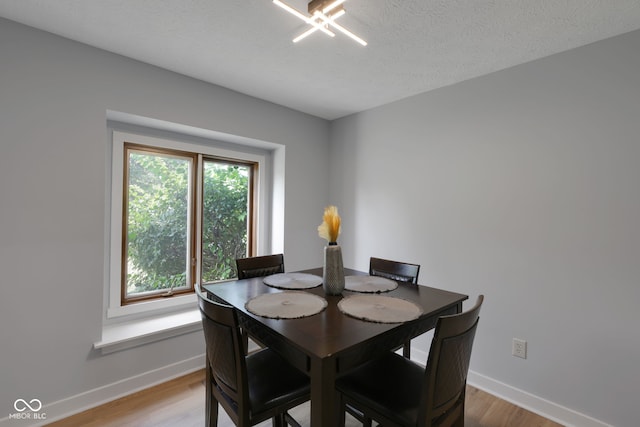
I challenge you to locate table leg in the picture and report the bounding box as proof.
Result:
[309,356,339,427]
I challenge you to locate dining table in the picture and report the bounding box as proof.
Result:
[203,267,468,427]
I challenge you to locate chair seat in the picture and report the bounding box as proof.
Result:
[247,349,310,415]
[336,352,424,426]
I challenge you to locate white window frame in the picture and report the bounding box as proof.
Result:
[107,129,271,319]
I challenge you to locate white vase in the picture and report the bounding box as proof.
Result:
[323,244,345,295]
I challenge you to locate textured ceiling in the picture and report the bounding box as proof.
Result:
[2,0,640,120]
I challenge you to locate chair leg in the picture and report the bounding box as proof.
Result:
[272,412,285,427]
[205,361,218,427]
[241,329,249,354]
[209,402,219,427]
[403,340,411,358]
[283,411,302,427]
[338,395,346,427]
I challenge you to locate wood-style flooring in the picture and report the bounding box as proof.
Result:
[46,369,563,427]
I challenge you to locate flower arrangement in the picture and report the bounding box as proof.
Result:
[317,205,341,245]
[318,205,344,294]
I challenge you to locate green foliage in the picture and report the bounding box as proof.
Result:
[126,151,248,295]
[201,162,248,282]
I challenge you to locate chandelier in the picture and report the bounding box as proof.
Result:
[273,0,367,46]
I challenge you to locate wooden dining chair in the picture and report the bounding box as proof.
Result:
[369,257,421,358]
[369,256,420,284]
[235,254,285,352]
[196,284,310,427]
[343,257,422,426]
[337,295,484,427]
[236,254,285,279]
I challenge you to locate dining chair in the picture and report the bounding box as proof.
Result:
[369,257,421,358]
[196,284,310,427]
[337,295,484,427]
[236,254,285,279]
[235,254,285,352]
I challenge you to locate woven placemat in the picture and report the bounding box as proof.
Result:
[263,272,323,289]
[344,275,398,293]
[246,291,327,319]
[338,295,422,323]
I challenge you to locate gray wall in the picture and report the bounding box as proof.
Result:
[0,17,329,421]
[330,30,640,427]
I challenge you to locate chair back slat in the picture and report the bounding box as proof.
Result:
[431,319,478,410]
[236,254,284,279]
[369,257,420,284]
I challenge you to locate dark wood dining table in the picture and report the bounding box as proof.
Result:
[203,267,468,427]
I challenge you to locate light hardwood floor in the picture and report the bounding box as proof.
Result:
[46,370,563,427]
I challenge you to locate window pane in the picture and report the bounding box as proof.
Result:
[125,149,192,298]
[201,160,250,282]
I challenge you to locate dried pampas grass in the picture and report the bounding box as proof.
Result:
[318,205,341,243]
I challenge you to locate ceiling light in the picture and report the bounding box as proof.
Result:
[317,0,346,14]
[273,0,367,46]
[293,9,344,43]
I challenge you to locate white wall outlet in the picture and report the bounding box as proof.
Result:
[512,338,527,359]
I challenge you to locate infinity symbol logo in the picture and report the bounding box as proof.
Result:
[14,399,42,412]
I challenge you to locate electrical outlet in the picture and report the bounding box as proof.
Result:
[512,338,527,359]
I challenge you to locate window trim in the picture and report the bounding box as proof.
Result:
[108,129,270,319]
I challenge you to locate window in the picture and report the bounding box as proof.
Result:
[108,127,273,318]
[121,143,256,305]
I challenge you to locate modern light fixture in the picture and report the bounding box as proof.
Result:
[273,0,367,46]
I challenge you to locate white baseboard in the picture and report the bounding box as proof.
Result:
[466,371,611,427]
[0,354,206,427]
[410,347,610,427]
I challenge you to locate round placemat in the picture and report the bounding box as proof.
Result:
[338,295,422,323]
[344,275,398,293]
[263,272,323,289]
[246,291,327,319]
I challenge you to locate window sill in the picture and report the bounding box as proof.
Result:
[107,293,197,319]
[94,308,202,354]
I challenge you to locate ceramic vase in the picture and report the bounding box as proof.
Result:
[323,243,345,295]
